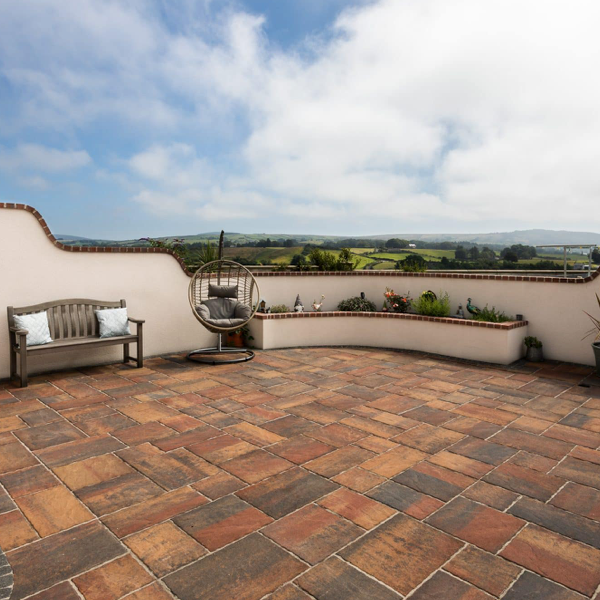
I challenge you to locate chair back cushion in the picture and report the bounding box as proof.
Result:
[13,312,53,346]
[209,284,238,299]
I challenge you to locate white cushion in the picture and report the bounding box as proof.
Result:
[95,307,131,338]
[13,312,53,346]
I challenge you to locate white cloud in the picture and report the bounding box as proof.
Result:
[16,175,50,191]
[0,144,91,173]
[2,0,600,230]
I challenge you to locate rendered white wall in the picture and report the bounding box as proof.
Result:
[0,209,214,379]
[255,273,600,366]
[249,317,527,365]
[1,207,598,381]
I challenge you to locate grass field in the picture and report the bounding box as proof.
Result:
[370,249,456,261]
[223,247,302,264]
[209,245,596,271]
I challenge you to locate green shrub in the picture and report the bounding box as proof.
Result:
[524,336,542,348]
[401,254,427,272]
[411,291,451,317]
[337,297,377,312]
[472,306,512,323]
[270,304,290,313]
[308,247,358,271]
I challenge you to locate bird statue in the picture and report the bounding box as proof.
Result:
[312,294,325,312]
[466,298,480,317]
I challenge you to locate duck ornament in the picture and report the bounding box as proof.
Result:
[312,295,325,312]
[466,298,480,318]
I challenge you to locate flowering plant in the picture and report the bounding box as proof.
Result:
[383,288,411,313]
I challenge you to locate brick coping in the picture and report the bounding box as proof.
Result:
[254,311,528,329]
[2,202,598,284]
[0,202,193,275]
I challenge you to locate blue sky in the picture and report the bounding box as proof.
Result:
[1,0,599,239]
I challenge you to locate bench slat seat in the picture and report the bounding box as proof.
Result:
[25,334,139,353]
[7,298,144,387]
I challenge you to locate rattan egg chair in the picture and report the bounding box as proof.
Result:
[187,232,260,364]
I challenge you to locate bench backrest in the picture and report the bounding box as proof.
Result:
[8,299,126,341]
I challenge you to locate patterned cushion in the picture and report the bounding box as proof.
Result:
[13,312,53,347]
[95,308,131,338]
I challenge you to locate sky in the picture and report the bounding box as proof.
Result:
[1,0,599,239]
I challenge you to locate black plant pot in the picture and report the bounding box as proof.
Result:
[525,346,544,362]
[593,342,600,376]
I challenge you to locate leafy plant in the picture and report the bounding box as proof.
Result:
[196,240,218,265]
[337,297,377,312]
[274,263,289,272]
[471,305,512,323]
[308,247,358,271]
[524,336,542,348]
[401,254,427,272]
[383,288,411,313]
[411,291,451,317]
[583,293,600,342]
[230,324,255,344]
[270,304,291,313]
[140,237,191,263]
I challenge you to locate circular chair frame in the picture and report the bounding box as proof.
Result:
[187,257,261,365]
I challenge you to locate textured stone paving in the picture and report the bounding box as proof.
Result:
[0,348,599,600]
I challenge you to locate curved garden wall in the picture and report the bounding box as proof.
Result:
[0,203,599,379]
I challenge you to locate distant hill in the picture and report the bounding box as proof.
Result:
[58,228,600,248]
[370,229,600,246]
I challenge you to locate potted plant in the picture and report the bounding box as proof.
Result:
[226,324,255,348]
[383,288,411,313]
[583,293,600,374]
[226,328,245,348]
[524,336,543,362]
[337,296,377,312]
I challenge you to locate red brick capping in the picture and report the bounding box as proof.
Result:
[2,203,598,284]
[254,311,528,330]
[254,270,599,284]
[0,202,193,275]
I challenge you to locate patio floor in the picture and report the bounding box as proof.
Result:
[1,348,600,600]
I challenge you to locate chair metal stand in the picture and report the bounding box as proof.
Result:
[187,333,255,365]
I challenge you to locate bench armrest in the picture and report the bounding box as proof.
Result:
[9,326,28,336]
[128,318,145,324]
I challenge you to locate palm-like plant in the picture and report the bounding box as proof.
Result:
[584,293,600,342]
[196,241,218,265]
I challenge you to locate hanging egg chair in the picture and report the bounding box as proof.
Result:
[187,231,260,364]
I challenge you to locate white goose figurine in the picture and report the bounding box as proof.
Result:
[312,295,325,312]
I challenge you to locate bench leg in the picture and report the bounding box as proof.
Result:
[136,325,143,368]
[10,344,16,382]
[19,345,28,388]
[123,343,130,364]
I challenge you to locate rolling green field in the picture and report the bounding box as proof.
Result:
[369,249,456,261]
[223,246,302,264]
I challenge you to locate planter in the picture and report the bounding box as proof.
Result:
[226,331,245,348]
[526,346,544,362]
[250,311,528,365]
[593,342,600,375]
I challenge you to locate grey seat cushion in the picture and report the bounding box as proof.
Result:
[196,298,252,328]
[204,317,248,328]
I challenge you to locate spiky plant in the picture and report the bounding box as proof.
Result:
[583,293,600,342]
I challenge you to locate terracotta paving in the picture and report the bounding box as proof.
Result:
[0,348,599,600]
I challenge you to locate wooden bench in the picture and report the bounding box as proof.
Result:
[7,299,144,387]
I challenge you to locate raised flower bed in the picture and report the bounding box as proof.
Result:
[248,311,528,365]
